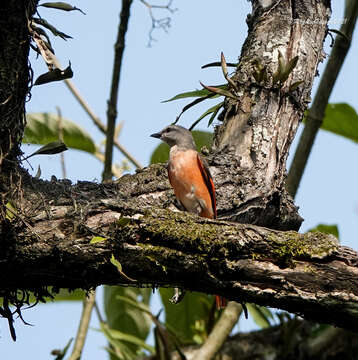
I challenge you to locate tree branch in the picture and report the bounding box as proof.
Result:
[194,302,242,359]
[103,0,133,181]
[68,290,96,360]
[1,171,358,331]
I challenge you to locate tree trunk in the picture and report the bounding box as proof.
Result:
[0,0,36,165]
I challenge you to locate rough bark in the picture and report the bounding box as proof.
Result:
[1,169,358,331]
[0,0,35,165]
[211,0,330,228]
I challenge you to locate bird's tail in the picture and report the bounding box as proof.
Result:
[215,295,227,309]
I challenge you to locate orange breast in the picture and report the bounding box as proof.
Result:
[168,149,214,219]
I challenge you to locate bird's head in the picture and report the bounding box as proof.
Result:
[151,125,196,149]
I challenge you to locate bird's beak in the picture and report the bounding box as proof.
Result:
[150,131,162,139]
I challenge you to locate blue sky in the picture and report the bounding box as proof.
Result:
[2,1,357,358]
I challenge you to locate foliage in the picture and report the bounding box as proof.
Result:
[320,103,358,144]
[103,286,152,359]
[307,223,339,239]
[24,113,96,154]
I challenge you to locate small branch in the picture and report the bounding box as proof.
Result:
[286,0,358,197]
[67,290,96,360]
[103,0,133,181]
[56,106,67,179]
[194,302,242,359]
[140,0,177,46]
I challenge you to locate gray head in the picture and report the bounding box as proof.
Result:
[151,125,196,149]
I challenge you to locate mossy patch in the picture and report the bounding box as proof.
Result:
[141,210,219,252]
[270,231,338,268]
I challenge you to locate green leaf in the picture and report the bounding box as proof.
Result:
[189,101,224,130]
[150,130,213,164]
[104,286,152,356]
[52,288,85,301]
[307,224,339,239]
[319,103,358,144]
[246,304,274,329]
[24,112,96,154]
[25,141,67,159]
[40,2,86,14]
[162,85,227,102]
[159,288,212,343]
[5,202,17,221]
[90,236,107,244]
[100,323,138,360]
[103,327,154,353]
[117,217,132,227]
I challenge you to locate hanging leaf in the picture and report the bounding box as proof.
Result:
[150,130,213,164]
[200,82,237,100]
[189,101,224,130]
[35,165,42,178]
[40,2,86,14]
[318,103,358,144]
[246,304,275,329]
[104,286,152,357]
[201,61,237,69]
[173,94,217,124]
[34,62,73,85]
[24,141,67,159]
[162,84,227,102]
[24,112,96,154]
[32,17,73,40]
[329,29,349,42]
[159,288,213,344]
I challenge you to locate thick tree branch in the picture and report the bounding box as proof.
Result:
[1,171,358,331]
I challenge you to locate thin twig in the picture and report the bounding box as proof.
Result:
[94,300,104,324]
[194,302,242,360]
[103,0,133,181]
[286,0,358,198]
[67,290,96,360]
[56,106,67,179]
[140,0,177,46]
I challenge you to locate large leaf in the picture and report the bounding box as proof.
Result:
[104,286,152,356]
[24,112,96,154]
[159,288,213,344]
[307,223,339,239]
[315,103,358,144]
[246,304,274,329]
[150,130,213,164]
[162,85,227,102]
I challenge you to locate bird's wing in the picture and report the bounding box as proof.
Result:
[196,154,217,218]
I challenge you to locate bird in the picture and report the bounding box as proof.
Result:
[151,124,227,309]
